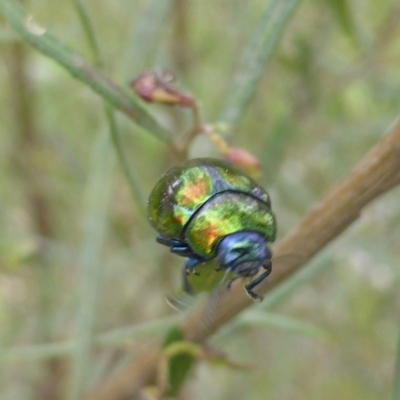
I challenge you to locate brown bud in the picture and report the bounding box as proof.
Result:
[130,71,194,107]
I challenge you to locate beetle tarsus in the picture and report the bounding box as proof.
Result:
[244,265,272,301]
[182,267,194,294]
[184,256,204,274]
[246,288,264,302]
[226,276,238,290]
[157,235,195,256]
[156,235,179,247]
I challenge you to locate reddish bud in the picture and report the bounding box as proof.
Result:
[202,126,262,179]
[224,147,262,179]
[130,71,194,107]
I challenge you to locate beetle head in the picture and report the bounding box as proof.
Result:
[216,231,271,276]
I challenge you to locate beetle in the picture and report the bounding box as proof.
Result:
[147,157,277,300]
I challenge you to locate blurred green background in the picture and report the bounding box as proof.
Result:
[1,0,400,399]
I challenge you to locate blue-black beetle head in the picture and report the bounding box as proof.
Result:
[216,231,272,277]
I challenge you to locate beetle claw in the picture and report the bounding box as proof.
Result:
[246,289,264,302]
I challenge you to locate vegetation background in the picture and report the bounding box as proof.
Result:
[1,0,400,399]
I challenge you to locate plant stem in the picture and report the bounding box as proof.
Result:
[171,0,190,75]
[219,0,302,126]
[5,315,179,361]
[87,117,400,400]
[392,321,400,400]
[8,37,64,400]
[70,132,114,400]
[0,0,173,144]
[121,0,173,79]
[75,0,147,210]
[70,2,115,399]
[184,117,400,340]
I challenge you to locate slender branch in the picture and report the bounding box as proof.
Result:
[121,0,173,79]
[171,0,190,74]
[219,0,302,126]
[5,315,180,361]
[69,132,114,400]
[69,2,116,400]
[0,0,173,144]
[88,117,400,399]
[175,100,203,160]
[8,36,63,400]
[392,319,400,400]
[74,0,103,66]
[74,0,147,210]
[184,117,400,339]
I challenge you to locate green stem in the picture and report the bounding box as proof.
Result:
[106,107,147,209]
[0,0,173,144]
[392,323,400,400]
[69,3,114,399]
[219,0,302,126]
[121,0,173,79]
[74,0,147,210]
[5,315,179,361]
[74,0,103,67]
[69,132,114,400]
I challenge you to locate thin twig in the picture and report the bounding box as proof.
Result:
[171,0,190,74]
[219,0,302,126]
[175,100,203,160]
[184,117,400,340]
[0,0,173,144]
[69,2,116,399]
[74,0,147,210]
[87,117,400,400]
[8,37,63,400]
[392,319,400,400]
[5,315,180,361]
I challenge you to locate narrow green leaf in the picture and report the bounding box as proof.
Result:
[121,0,173,79]
[219,0,302,126]
[5,315,180,361]
[69,132,115,400]
[162,326,195,396]
[392,323,400,400]
[262,254,335,310]
[0,0,173,143]
[239,310,329,341]
[325,0,356,39]
[74,0,150,212]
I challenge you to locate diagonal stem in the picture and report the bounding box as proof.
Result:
[88,117,400,399]
[0,0,173,144]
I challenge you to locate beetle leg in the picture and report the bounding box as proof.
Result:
[262,260,272,272]
[184,256,203,275]
[244,263,272,301]
[226,276,238,290]
[156,235,183,247]
[171,246,194,257]
[156,236,194,257]
[182,257,204,294]
[182,267,194,294]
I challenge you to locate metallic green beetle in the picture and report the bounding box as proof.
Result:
[148,157,277,300]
